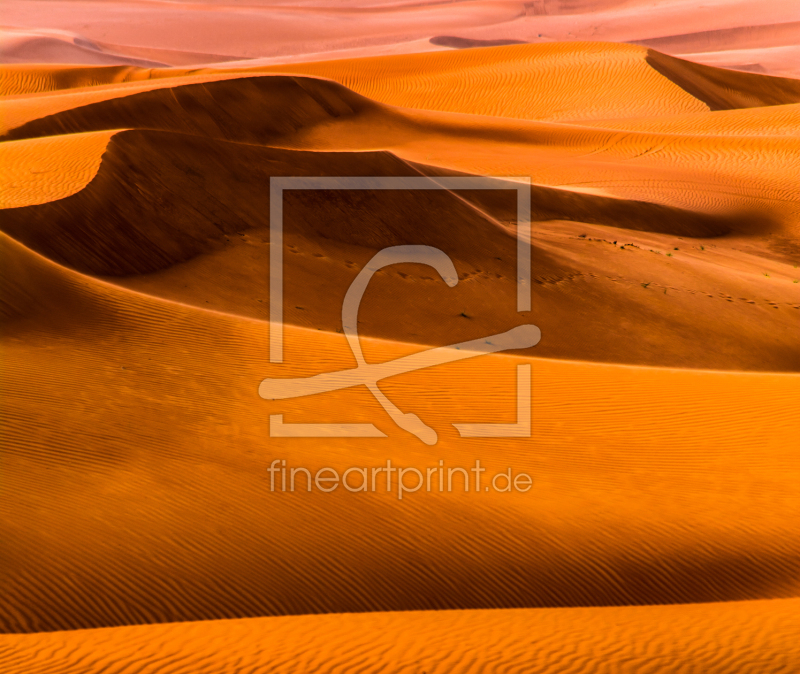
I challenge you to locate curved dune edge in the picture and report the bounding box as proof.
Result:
[237,41,712,122]
[1,600,799,673]
[2,232,799,632]
[4,74,799,232]
[4,43,800,119]
[0,70,259,134]
[3,129,799,371]
[0,130,114,208]
[252,42,800,121]
[0,128,742,274]
[0,63,186,97]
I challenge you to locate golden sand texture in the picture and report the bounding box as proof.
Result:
[1,232,798,633]
[1,129,799,371]
[1,31,799,673]
[2,600,799,673]
[0,131,113,208]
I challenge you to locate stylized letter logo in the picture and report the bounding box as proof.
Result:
[260,245,539,444]
[261,176,537,445]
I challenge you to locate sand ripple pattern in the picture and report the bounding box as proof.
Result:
[1,600,799,673]
[0,234,798,633]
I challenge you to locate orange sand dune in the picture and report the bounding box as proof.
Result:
[2,128,799,370]
[0,130,113,208]
[584,101,800,137]
[0,69,265,132]
[0,42,695,119]
[1,231,798,633]
[4,66,799,234]
[6,42,800,116]
[0,63,190,97]
[2,600,799,673]
[2,11,799,669]
[254,43,800,120]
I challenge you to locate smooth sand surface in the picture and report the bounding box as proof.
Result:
[1,12,799,672]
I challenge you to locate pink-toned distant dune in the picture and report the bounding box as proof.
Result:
[2,0,799,76]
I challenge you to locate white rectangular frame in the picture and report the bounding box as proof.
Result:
[269,175,531,363]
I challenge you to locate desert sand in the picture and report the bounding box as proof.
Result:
[1,2,799,672]
[3,600,799,673]
[2,0,799,76]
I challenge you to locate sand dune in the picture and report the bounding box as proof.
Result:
[0,59,797,373]
[1,231,798,633]
[2,0,799,77]
[1,0,524,61]
[679,45,800,80]
[1,9,799,670]
[4,60,799,235]
[0,27,166,68]
[0,131,113,209]
[3,600,800,673]
[0,64,182,97]
[2,126,798,369]
[636,21,800,56]
[6,42,799,118]
[255,43,800,120]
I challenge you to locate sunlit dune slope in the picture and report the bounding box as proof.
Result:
[0,70,270,134]
[0,63,194,97]
[4,71,800,233]
[0,130,113,208]
[584,101,800,137]
[2,600,799,673]
[2,129,799,370]
[6,42,800,116]
[1,232,798,632]
[254,42,800,121]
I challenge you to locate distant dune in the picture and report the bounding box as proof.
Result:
[1,0,799,76]
[430,35,528,48]
[0,27,167,68]
[1,5,799,672]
